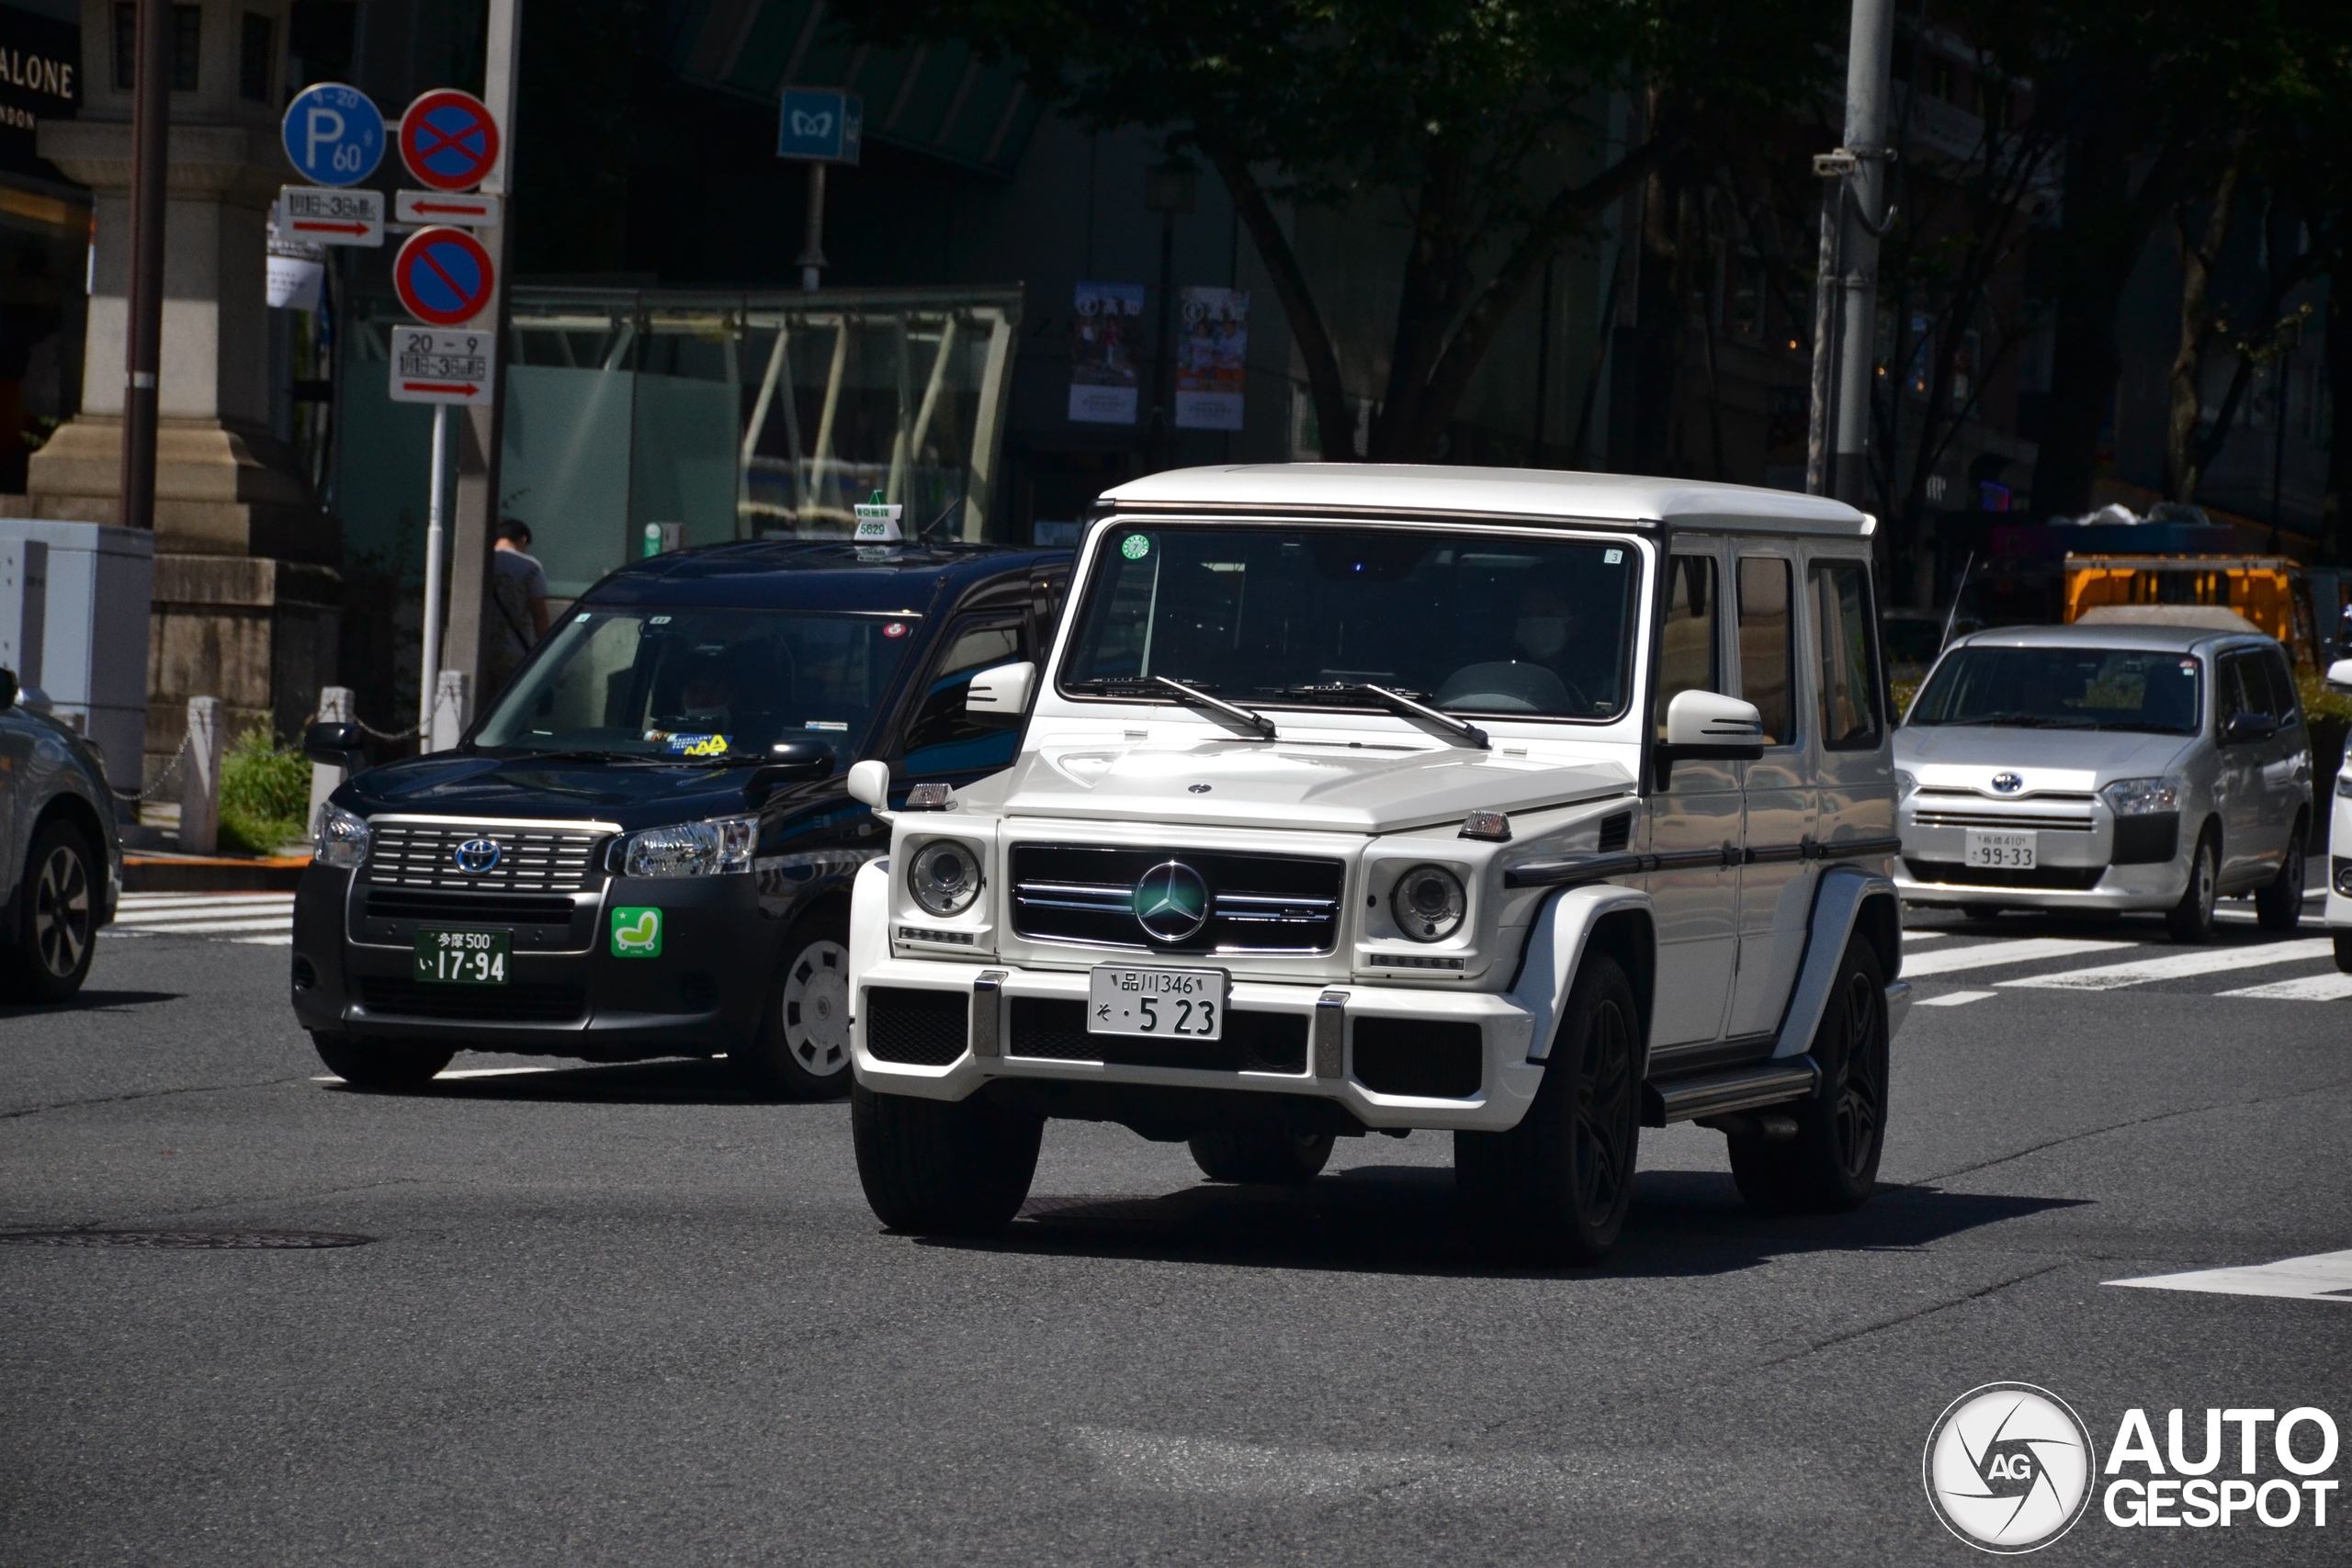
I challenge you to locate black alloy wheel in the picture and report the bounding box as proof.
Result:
[2254,824,2307,933]
[9,822,97,1001]
[1726,937,1890,1213]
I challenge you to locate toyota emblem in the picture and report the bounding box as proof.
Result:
[453,837,503,874]
[1132,861,1210,943]
[1990,773,2024,795]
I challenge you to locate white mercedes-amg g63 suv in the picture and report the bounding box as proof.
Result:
[842,466,1908,1261]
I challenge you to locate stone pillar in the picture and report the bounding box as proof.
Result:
[26,2,337,785]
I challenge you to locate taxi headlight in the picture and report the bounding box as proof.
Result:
[314,803,370,870]
[908,839,982,916]
[623,813,758,876]
[1894,769,1917,799]
[2335,773,2352,799]
[1391,863,1467,942]
[2100,777,2180,817]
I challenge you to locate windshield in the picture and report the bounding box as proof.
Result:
[1059,525,1642,722]
[474,607,914,760]
[1907,646,2201,735]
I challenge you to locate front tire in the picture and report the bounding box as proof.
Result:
[311,1032,455,1092]
[2335,931,2352,976]
[1727,938,1889,1213]
[2255,824,2308,932]
[7,819,98,1002]
[852,1082,1043,1235]
[1455,953,1642,1264]
[2165,827,2220,944]
[731,916,852,1099]
[1189,1124,1333,1184]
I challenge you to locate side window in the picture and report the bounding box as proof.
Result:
[1736,556,1794,746]
[2214,654,2249,728]
[1811,559,1882,750]
[1653,554,1719,739]
[899,620,1025,775]
[2262,648,2301,726]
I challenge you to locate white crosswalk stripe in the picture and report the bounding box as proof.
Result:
[1898,936,2134,978]
[1999,938,2335,991]
[110,893,295,944]
[2218,972,2352,1000]
[2107,1248,2352,1303]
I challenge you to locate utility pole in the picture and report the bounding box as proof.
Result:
[442,0,523,705]
[1806,0,1895,508]
[119,0,170,534]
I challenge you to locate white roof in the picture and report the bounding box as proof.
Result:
[1102,464,1874,537]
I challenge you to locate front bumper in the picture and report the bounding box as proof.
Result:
[289,863,778,1057]
[1894,804,2191,911]
[854,956,1546,1133]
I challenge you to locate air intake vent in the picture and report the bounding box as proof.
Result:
[1352,1019,1483,1098]
[865,987,969,1066]
[1597,811,1633,852]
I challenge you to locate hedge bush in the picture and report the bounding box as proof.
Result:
[217,725,311,855]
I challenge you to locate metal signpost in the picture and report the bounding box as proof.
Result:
[775,89,862,290]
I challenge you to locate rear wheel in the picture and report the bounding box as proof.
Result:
[2255,824,2308,933]
[7,819,98,1002]
[2165,828,2220,944]
[1189,1124,1333,1184]
[1455,954,1641,1264]
[311,1032,454,1092]
[1727,938,1889,1213]
[853,1082,1043,1235]
[731,916,852,1099]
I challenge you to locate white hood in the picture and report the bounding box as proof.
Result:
[1894,724,2195,792]
[992,737,1636,833]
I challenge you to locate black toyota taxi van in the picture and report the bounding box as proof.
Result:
[290,539,1069,1095]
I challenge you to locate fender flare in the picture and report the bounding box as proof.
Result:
[847,856,893,1010]
[1772,865,1904,1059]
[1507,883,1656,1063]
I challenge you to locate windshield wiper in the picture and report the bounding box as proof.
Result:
[1067,675,1277,739]
[503,747,661,764]
[1951,712,2097,730]
[1275,683,1489,750]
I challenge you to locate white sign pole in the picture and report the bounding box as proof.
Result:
[418,401,449,747]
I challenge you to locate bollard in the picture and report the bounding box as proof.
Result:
[308,685,354,837]
[429,669,469,753]
[179,695,223,854]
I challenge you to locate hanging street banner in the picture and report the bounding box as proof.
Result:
[395,188,501,228]
[398,88,501,191]
[776,88,863,163]
[281,83,385,186]
[393,225,497,327]
[277,185,384,247]
[1069,281,1145,424]
[389,325,496,406]
[1175,288,1250,431]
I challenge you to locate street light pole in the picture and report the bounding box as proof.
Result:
[1806,0,1895,508]
[119,0,170,534]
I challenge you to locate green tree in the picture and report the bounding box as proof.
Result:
[854,0,1835,460]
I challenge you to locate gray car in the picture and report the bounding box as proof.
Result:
[1893,623,2311,941]
[1,666,120,999]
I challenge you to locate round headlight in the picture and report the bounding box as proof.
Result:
[908,840,981,917]
[1391,863,1466,942]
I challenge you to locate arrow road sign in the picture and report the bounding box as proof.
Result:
[392,226,497,328]
[399,88,501,191]
[776,89,862,164]
[277,186,385,247]
[281,83,385,186]
[389,327,495,406]
[394,188,501,228]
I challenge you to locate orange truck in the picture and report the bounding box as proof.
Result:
[2063,555,2328,668]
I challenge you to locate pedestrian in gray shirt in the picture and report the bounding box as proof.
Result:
[486,517,550,695]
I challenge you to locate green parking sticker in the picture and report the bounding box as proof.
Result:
[611,907,662,957]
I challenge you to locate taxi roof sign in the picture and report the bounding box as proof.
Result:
[853,501,903,543]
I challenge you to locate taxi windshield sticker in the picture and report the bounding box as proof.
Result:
[653,732,731,756]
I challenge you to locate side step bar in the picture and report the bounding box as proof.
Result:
[1643,1059,1819,1127]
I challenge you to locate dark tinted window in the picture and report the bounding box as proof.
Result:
[1813,561,1881,750]
[1653,555,1719,739]
[1737,557,1793,745]
[1908,647,2201,736]
[900,620,1024,776]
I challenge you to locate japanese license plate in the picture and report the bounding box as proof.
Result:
[1087,964,1227,1040]
[414,927,511,985]
[1963,829,2038,870]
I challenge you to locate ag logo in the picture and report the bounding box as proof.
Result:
[452,838,502,874]
[610,907,662,958]
[1991,773,2024,794]
[1924,1383,2097,1553]
[1132,860,1209,942]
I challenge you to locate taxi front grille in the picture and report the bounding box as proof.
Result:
[1009,845,1343,954]
[1909,809,2094,832]
[365,824,603,893]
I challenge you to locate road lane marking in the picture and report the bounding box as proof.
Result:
[2108,1248,2352,1303]
[113,904,294,922]
[1897,937,2134,978]
[2217,972,2352,1000]
[111,916,295,934]
[308,1066,558,1085]
[231,935,293,946]
[117,893,296,908]
[1999,938,2334,990]
[1915,990,1996,1007]
[1902,931,1953,944]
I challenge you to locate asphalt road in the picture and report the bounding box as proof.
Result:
[4,902,2348,1566]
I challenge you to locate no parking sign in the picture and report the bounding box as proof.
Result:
[398,88,501,191]
[393,226,496,327]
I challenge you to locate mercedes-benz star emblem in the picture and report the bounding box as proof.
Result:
[453,838,503,874]
[1991,773,2024,794]
[1132,860,1210,942]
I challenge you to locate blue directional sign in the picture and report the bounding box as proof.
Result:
[776,89,862,164]
[281,83,386,187]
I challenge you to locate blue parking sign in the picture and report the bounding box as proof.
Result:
[776,89,862,164]
[282,82,386,186]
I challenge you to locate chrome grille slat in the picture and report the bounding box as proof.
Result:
[364,823,605,893]
[1911,810,2093,832]
[1009,844,1345,954]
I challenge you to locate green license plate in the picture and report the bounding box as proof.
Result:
[414,928,512,985]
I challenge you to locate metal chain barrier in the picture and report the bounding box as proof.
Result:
[109,725,190,804]
[351,716,423,742]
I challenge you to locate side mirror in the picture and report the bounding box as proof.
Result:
[2326,657,2352,695]
[302,720,367,769]
[2222,712,2278,746]
[846,758,891,811]
[0,667,15,708]
[965,660,1036,718]
[1663,690,1767,756]
[748,739,835,798]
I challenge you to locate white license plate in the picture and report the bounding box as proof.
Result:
[1964,829,2038,870]
[1087,964,1227,1039]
